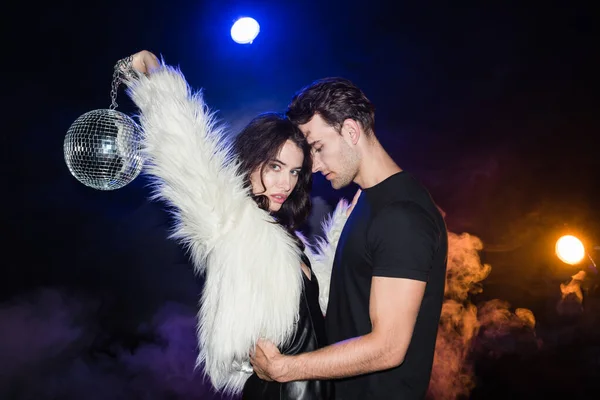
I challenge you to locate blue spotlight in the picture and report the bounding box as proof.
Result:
[231,17,260,44]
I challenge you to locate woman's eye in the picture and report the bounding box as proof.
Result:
[270,163,281,171]
[291,170,300,176]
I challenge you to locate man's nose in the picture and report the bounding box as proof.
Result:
[278,174,292,191]
[312,157,322,173]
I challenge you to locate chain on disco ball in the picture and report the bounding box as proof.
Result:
[63,56,144,191]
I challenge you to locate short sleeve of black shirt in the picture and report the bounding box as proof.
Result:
[367,201,438,282]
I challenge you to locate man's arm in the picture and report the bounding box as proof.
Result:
[261,277,425,381]
[251,202,437,382]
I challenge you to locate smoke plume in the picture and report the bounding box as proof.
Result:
[0,289,227,400]
[427,232,540,400]
[556,270,586,317]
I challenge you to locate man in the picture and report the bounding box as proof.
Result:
[250,78,448,399]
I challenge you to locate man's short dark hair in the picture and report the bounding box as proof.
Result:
[286,77,375,135]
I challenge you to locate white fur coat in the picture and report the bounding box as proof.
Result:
[303,199,350,315]
[124,65,347,394]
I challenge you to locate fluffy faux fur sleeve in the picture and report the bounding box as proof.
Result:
[124,64,303,394]
[303,199,350,315]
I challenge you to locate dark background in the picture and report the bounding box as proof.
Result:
[4,1,599,399]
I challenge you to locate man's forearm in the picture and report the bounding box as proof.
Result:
[277,333,401,382]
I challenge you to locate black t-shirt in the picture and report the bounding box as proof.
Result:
[325,171,448,400]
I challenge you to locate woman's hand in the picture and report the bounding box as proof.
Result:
[130,50,160,74]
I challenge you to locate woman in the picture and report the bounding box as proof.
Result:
[119,50,351,399]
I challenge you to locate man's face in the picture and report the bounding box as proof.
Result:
[298,114,359,189]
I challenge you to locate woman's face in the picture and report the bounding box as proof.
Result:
[250,139,304,212]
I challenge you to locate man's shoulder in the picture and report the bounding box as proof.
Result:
[370,200,434,227]
[364,204,435,255]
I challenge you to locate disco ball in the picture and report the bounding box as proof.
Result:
[64,109,144,191]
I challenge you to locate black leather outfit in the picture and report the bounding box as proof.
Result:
[241,257,334,400]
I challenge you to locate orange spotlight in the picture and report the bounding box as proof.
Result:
[556,235,586,265]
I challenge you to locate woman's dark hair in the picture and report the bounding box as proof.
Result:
[232,112,312,232]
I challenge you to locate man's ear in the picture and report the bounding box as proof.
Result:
[342,119,362,145]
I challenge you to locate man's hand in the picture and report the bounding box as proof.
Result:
[250,339,289,382]
[346,188,362,217]
[130,50,161,75]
